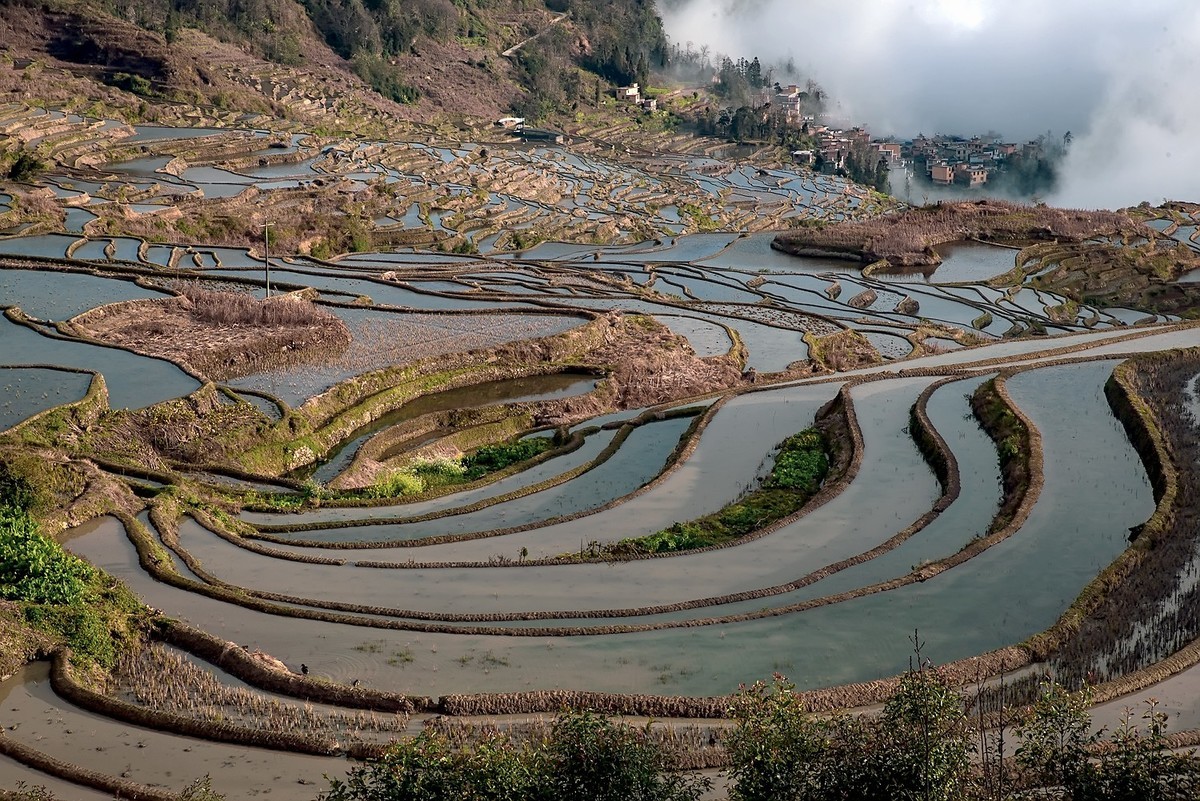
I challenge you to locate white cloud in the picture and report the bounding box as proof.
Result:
[660,0,1200,207]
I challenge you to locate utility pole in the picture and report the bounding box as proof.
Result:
[262,222,273,298]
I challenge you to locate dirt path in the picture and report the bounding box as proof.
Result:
[502,12,570,58]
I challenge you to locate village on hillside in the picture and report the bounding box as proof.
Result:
[604,75,1063,196]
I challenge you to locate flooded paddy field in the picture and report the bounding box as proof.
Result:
[3,109,1200,798]
[0,367,93,431]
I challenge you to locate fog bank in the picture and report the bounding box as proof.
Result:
[661,0,1200,208]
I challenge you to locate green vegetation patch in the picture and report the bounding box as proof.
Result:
[463,437,554,480]
[0,460,143,669]
[970,378,1030,532]
[365,436,555,499]
[0,509,94,606]
[605,428,828,556]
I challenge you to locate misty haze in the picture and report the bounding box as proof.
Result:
[661,0,1200,207]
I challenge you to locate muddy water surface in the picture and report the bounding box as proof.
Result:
[0,663,343,800]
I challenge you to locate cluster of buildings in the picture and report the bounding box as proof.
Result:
[616,83,658,112]
[611,77,1050,191]
[770,84,811,124]
[791,125,879,175]
[904,134,1041,187]
[791,128,1051,187]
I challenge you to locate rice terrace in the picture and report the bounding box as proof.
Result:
[2,2,1200,798]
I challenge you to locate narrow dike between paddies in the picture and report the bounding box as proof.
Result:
[242,382,838,563]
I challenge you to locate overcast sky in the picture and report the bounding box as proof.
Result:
[661,0,1200,208]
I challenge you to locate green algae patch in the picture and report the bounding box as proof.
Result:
[602,428,829,556]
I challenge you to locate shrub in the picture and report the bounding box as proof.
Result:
[367,470,426,499]
[322,709,707,801]
[7,153,45,182]
[877,662,972,801]
[463,438,553,479]
[104,71,155,97]
[363,438,554,500]
[351,53,421,105]
[767,448,827,492]
[0,460,41,512]
[0,782,60,800]
[412,457,467,483]
[324,730,512,800]
[543,710,708,801]
[726,675,834,801]
[728,662,971,801]
[24,603,119,668]
[1015,682,1200,800]
[0,508,93,606]
[765,431,827,491]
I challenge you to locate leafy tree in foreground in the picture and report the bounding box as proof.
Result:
[877,656,972,801]
[727,663,971,801]
[1017,682,1200,801]
[725,674,829,800]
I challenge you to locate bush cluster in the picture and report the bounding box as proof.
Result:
[322,709,709,801]
[0,508,94,606]
[462,438,553,480]
[728,669,971,801]
[318,664,1200,801]
[367,438,553,499]
[765,430,827,492]
[0,459,141,668]
[726,669,1200,801]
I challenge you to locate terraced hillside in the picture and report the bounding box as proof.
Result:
[2,104,1200,800]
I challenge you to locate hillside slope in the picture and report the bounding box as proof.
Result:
[0,0,666,129]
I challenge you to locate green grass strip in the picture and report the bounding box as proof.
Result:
[601,429,829,556]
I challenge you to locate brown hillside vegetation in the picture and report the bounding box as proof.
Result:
[0,0,539,128]
[0,4,277,117]
[773,200,1138,267]
[72,285,351,381]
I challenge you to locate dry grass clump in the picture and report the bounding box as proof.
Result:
[589,315,744,409]
[176,283,338,328]
[807,329,881,372]
[74,285,353,381]
[1050,351,1200,686]
[105,642,410,743]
